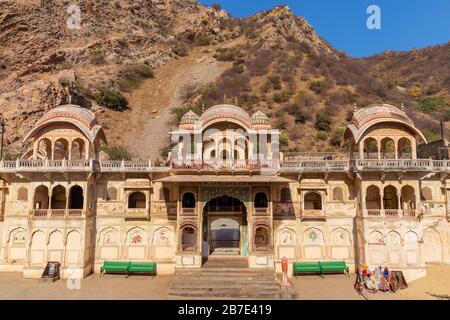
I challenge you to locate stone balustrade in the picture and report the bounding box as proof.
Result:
[2,158,450,174]
[364,209,417,217]
[31,209,85,218]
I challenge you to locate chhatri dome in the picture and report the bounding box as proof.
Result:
[344,103,427,144]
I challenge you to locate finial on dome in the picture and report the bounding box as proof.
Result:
[234,97,238,105]
[400,102,405,111]
[223,94,227,104]
[353,103,358,113]
[202,103,205,114]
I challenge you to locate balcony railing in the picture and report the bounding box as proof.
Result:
[2,158,450,174]
[171,159,274,171]
[281,160,350,172]
[364,209,417,217]
[31,209,85,218]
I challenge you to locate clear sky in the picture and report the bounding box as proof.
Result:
[199,0,450,58]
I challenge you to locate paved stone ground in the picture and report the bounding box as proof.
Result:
[0,273,172,300]
[0,265,449,300]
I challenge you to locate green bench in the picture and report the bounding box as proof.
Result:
[128,262,157,278]
[100,261,130,277]
[293,261,349,278]
[293,262,321,277]
[100,261,157,278]
[319,261,349,277]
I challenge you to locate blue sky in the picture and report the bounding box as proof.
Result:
[199,0,450,57]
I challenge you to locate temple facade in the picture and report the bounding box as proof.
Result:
[0,103,449,282]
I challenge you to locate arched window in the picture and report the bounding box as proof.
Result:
[366,185,381,209]
[34,185,49,209]
[363,137,378,159]
[51,185,67,209]
[107,187,117,201]
[398,138,412,159]
[332,187,343,201]
[383,185,399,209]
[182,192,195,208]
[280,188,292,202]
[54,138,69,160]
[128,192,146,209]
[381,137,395,159]
[17,187,28,201]
[401,185,416,210]
[181,226,196,251]
[69,186,84,209]
[160,187,170,202]
[304,192,322,210]
[71,138,85,160]
[254,192,268,208]
[37,138,52,159]
[421,187,433,201]
[254,225,270,250]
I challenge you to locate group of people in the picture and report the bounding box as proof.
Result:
[355,265,403,295]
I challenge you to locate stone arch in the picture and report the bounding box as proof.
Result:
[363,137,378,159]
[47,230,64,262]
[180,224,197,251]
[34,185,49,209]
[17,187,28,201]
[70,138,86,160]
[330,228,351,245]
[30,230,46,264]
[398,137,412,159]
[7,227,27,262]
[54,138,69,160]
[404,231,420,265]
[383,185,399,209]
[182,192,196,208]
[69,185,84,209]
[369,230,384,245]
[152,227,173,245]
[421,228,442,263]
[65,230,82,265]
[401,185,416,210]
[386,230,402,265]
[254,224,270,250]
[254,192,268,208]
[98,227,120,245]
[37,138,52,159]
[380,137,396,159]
[303,228,324,245]
[277,227,296,245]
[304,192,322,210]
[128,192,146,209]
[366,185,381,209]
[51,185,67,209]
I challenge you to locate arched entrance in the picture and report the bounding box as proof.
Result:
[202,195,248,260]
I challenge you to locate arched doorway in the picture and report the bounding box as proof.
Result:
[202,195,248,260]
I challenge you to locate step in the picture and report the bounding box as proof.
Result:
[168,289,285,299]
[170,284,281,290]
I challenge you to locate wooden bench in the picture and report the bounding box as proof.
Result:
[319,261,349,277]
[100,261,131,277]
[293,261,349,278]
[128,262,157,278]
[293,262,322,277]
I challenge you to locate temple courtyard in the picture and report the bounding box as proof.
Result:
[0,265,448,300]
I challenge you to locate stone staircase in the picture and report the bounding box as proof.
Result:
[168,257,298,299]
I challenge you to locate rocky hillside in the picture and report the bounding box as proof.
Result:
[0,1,449,159]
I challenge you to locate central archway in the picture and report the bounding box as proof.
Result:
[202,195,248,260]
